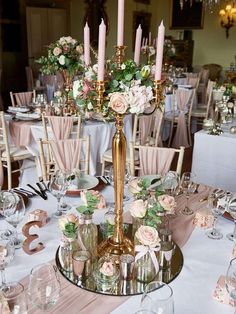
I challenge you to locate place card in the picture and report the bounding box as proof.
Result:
[193,208,214,229]
[28,209,48,226]
[22,220,45,255]
[213,275,235,307]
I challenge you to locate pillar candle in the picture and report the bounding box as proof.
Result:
[134,24,142,66]
[84,22,90,66]
[117,0,125,46]
[97,19,106,81]
[155,20,165,80]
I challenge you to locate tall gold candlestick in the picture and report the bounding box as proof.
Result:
[153,80,165,110]
[95,80,106,111]
[114,46,126,69]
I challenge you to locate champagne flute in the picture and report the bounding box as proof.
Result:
[1,281,28,313]
[49,170,71,217]
[225,258,236,313]
[1,192,26,248]
[0,231,15,288]
[140,281,174,314]
[28,263,61,311]
[180,172,197,215]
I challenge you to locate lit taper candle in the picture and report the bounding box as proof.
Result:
[97,19,106,81]
[84,22,90,66]
[155,20,165,80]
[134,24,142,66]
[117,0,125,46]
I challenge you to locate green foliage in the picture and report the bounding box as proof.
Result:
[63,222,77,238]
[76,191,99,215]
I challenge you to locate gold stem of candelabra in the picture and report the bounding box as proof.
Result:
[95,81,106,112]
[97,114,134,264]
[113,46,126,69]
[153,80,165,110]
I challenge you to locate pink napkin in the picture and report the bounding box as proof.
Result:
[9,120,32,148]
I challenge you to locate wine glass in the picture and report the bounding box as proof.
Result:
[140,281,174,314]
[225,258,236,313]
[161,171,179,196]
[1,281,28,313]
[226,196,236,241]
[49,170,71,217]
[180,172,197,215]
[28,263,61,311]
[0,191,18,239]
[0,231,15,288]
[1,192,26,248]
[206,190,227,240]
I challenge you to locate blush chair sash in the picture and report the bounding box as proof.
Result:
[139,146,175,176]
[139,114,154,145]
[47,116,73,141]
[15,92,33,106]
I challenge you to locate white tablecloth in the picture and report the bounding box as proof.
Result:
[191,125,236,192]
[2,182,234,314]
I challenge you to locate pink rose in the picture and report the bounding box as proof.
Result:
[63,45,69,52]
[128,178,142,195]
[83,81,92,97]
[99,261,115,276]
[76,45,83,54]
[53,47,62,56]
[129,199,147,218]
[135,225,160,248]
[158,195,176,213]
[58,213,79,231]
[109,92,128,114]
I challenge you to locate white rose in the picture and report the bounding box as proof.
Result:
[53,47,62,56]
[58,55,65,65]
[128,178,142,194]
[135,225,160,248]
[158,195,176,212]
[129,199,147,218]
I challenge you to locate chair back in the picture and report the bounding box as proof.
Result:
[42,114,81,141]
[152,108,164,147]
[129,142,185,177]
[132,112,157,146]
[187,76,200,89]
[10,90,36,107]
[0,111,10,154]
[199,68,209,85]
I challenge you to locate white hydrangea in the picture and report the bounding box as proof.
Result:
[58,55,65,65]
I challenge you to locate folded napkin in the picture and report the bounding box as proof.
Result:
[8,106,30,112]
[16,112,41,119]
[213,275,235,307]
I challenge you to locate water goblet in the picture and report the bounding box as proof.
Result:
[49,170,71,217]
[1,281,28,313]
[180,172,197,215]
[0,231,15,288]
[226,196,236,241]
[28,263,61,311]
[206,190,227,240]
[225,258,236,313]
[1,192,26,248]
[0,191,18,239]
[140,281,174,314]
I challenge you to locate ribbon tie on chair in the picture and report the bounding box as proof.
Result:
[135,244,160,274]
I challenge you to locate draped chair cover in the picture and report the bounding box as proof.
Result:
[139,146,175,176]
[153,109,163,147]
[47,116,73,141]
[172,89,193,148]
[15,92,33,106]
[50,139,82,171]
[139,114,154,145]
[187,77,199,88]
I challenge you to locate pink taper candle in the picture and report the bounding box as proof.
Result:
[134,24,142,66]
[155,20,165,80]
[97,19,106,81]
[117,0,125,46]
[84,22,90,66]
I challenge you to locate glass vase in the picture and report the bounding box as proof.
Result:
[58,235,79,272]
[78,214,98,261]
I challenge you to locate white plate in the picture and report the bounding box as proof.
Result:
[68,175,99,192]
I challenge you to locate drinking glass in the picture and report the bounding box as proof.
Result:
[161,171,179,196]
[180,172,197,215]
[49,170,71,217]
[226,196,236,241]
[1,192,26,248]
[1,281,28,313]
[0,191,18,239]
[28,263,61,311]
[140,281,174,314]
[225,258,236,313]
[0,231,15,288]
[206,190,227,240]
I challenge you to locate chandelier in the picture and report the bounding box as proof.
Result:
[179,0,223,11]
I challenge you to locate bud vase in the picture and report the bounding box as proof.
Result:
[78,214,98,261]
[58,235,79,272]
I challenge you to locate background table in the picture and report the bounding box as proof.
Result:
[191,125,236,192]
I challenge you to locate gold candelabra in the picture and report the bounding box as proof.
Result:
[153,80,165,111]
[113,46,126,69]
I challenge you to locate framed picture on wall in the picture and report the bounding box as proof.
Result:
[170,0,204,29]
[133,11,151,49]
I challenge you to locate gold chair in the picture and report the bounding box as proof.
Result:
[0,111,33,189]
[129,142,185,177]
[10,90,36,107]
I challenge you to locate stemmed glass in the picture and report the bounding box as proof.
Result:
[225,258,236,313]
[28,263,61,311]
[0,231,15,288]
[180,172,197,215]
[1,192,26,248]
[226,196,236,241]
[161,171,180,196]
[49,170,71,217]
[1,281,28,313]
[206,190,227,240]
[140,281,174,314]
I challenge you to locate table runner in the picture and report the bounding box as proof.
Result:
[9,120,33,148]
[19,184,211,313]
